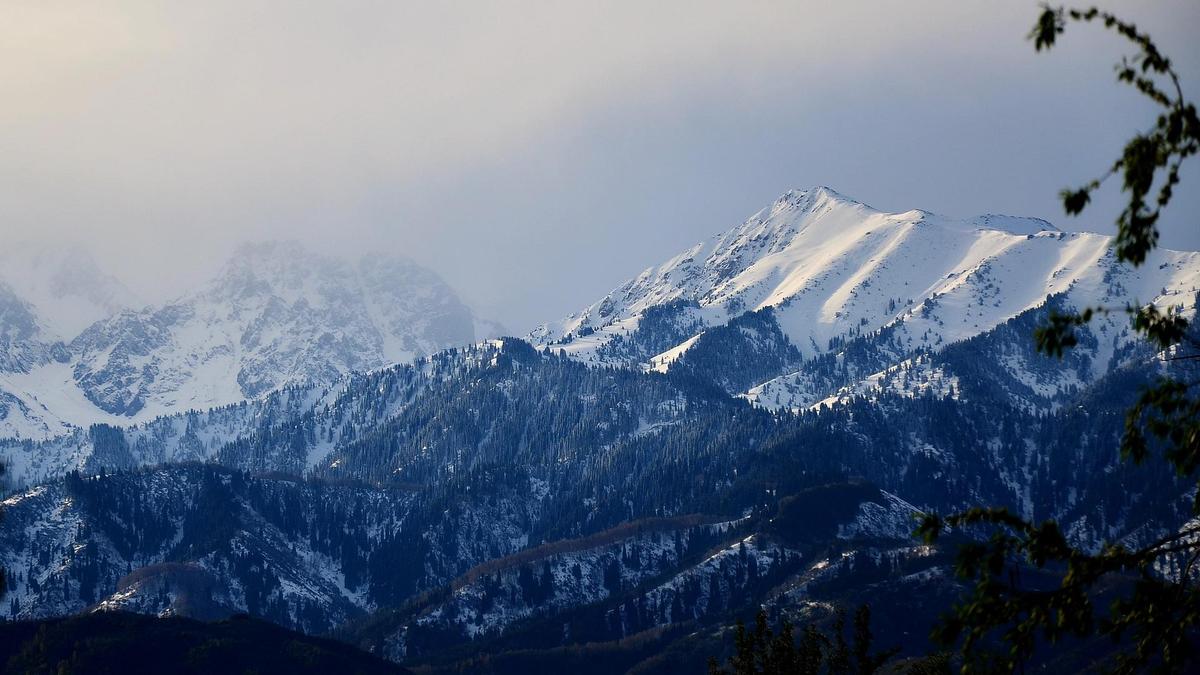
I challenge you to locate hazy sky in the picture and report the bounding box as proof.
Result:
[2,1,1198,331]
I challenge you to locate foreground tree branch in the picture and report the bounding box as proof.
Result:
[920,6,1200,672]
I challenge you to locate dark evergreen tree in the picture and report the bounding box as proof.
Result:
[707,606,896,675]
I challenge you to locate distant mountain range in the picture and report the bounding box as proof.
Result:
[0,187,1196,671]
[0,241,496,439]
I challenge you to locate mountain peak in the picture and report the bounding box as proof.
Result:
[771,186,870,213]
[803,185,858,203]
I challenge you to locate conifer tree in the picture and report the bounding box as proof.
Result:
[707,606,897,675]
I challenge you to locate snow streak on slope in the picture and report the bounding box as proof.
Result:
[532,187,1200,409]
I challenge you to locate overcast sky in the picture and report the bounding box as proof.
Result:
[2,1,1198,331]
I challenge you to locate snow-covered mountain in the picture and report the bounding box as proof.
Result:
[0,241,480,439]
[1,282,1195,670]
[531,187,1200,410]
